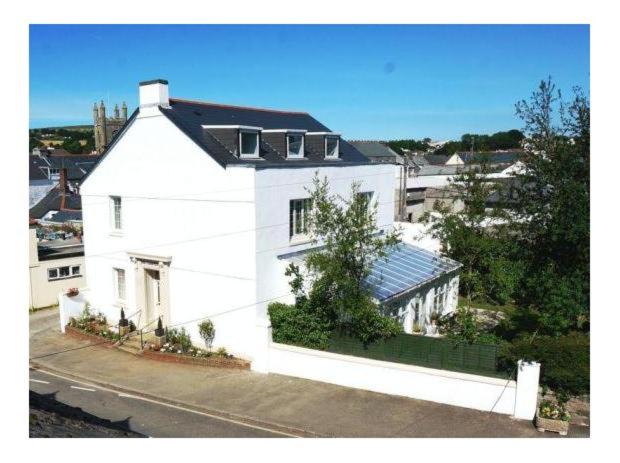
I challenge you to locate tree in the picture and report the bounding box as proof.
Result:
[511,78,590,335]
[421,161,522,305]
[279,176,403,346]
[198,319,215,350]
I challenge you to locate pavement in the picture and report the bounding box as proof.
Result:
[29,307,589,438]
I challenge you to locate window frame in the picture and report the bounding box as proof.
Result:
[289,197,312,243]
[47,265,81,281]
[110,196,122,231]
[113,267,126,301]
[325,136,340,159]
[286,133,305,159]
[239,130,260,159]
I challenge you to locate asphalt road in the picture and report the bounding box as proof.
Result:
[29,369,286,438]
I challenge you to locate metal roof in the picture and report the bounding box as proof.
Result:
[366,243,461,302]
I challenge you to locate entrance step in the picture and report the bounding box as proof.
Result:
[116,335,144,355]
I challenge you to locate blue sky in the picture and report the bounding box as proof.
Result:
[29,24,589,140]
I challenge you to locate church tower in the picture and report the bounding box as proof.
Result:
[93,99,129,153]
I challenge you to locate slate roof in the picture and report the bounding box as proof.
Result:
[29,157,49,181]
[458,151,522,165]
[29,185,82,220]
[424,154,451,165]
[349,141,400,160]
[159,98,371,169]
[38,241,84,261]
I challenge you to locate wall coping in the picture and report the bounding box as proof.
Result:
[270,341,515,388]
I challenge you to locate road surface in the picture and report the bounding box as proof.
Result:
[29,368,287,438]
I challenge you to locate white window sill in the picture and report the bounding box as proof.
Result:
[48,275,82,282]
[109,230,124,237]
[289,235,312,246]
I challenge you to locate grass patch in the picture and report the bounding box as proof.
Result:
[458,296,517,315]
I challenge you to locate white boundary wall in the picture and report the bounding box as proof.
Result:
[263,338,540,419]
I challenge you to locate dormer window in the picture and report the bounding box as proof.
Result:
[287,133,304,159]
[325,136,340,159]
[239,130,260,158]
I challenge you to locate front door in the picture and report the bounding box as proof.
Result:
[145,269,161,324]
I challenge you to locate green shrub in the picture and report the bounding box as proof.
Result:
[499,333,589,400]
[268,302,331,350]
[198,319,215,350]
[166,327,192,353]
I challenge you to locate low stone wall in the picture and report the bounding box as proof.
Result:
[141,349,250,370]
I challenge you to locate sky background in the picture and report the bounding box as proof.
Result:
[29,24,589,140]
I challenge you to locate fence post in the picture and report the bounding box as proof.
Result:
[513,360,541,420]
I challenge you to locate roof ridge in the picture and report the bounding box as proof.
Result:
[169,97,309,116]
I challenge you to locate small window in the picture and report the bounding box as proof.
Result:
[114,268,126,300]
[59,266,70,278]
[325,136,339,158]
[110,196,122,230]
[48,268,58,280]
[239,131,259,158]
[287,133,304,158]
[71,265,81,276]
[357,191,374,211]
[289,198,312,240]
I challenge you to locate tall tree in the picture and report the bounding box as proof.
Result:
[421,161,521,306]
[512,78,590,334]
[286,176,402,345]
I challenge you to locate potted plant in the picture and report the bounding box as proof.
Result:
[153,317,166,349]
[66,287,79,297]
[118,308,129,336]
[536,398,571,435]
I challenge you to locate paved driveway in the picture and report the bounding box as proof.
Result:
[29,308,587,438]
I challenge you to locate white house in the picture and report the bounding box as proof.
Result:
[77,79,460,371]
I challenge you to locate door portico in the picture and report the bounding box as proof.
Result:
[128,252,172,329]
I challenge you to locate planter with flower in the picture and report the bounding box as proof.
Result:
[66,305,120,342]
[66,287,79,297]
[143,323,250,369]
[536,399,571,435]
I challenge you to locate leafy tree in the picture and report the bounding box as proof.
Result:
[511,78,590,335]
[61,138,83,154]
[421,161,522,305]
[273,176,403,346]
[198,319,215,350]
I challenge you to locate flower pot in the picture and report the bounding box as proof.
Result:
[152,334,166,349]
[536,414,570,436]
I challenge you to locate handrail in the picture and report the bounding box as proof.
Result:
[137,315,162,350]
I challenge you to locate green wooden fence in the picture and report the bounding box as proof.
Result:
[327,332,506,378]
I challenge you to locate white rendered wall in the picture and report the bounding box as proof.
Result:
[80,109,258,359]
[253,163,397,324]
[268,341,518,416]
[406,174,454,189]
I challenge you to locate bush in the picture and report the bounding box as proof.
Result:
[166,327,192,353]
[198,319,215,350]
[268,302,331,350]
[499,332,589,401]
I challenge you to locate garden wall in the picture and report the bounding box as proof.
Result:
[266,341,540,419]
